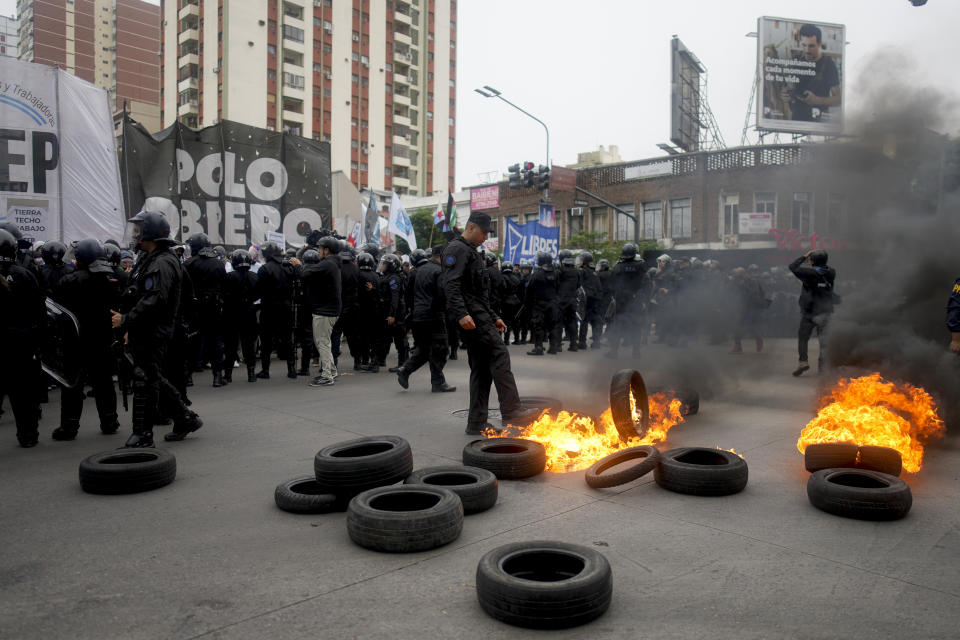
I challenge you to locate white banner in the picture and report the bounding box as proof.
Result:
[0,58,124,244]
[739,212,774,235]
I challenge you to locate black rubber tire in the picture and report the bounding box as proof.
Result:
[856,445,902,477]
[584,445,660,489]
[807,468,912,520]
[518,395,563,413]
[404,466,498,514]
[608,369,650,441]
[804,442,858,472]
[346,484,464,552]
[314,435,413,499]
[79,448,176,495]
[275,476,346,514]
[654,447,748,496]
[476,540,613,629]
[462,438,546,479]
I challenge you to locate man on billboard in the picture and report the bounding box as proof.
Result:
[780,23,840,122]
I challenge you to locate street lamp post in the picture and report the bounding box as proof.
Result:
[474,85,550,170]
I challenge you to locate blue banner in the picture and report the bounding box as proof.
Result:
[502,218,560,264]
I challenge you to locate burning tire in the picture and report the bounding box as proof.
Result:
[275,476,345,514]
[314,436,413,499]
[346,485,463,552]
[650,386,699,416]
[584,445,660,489]
[404,465,498,514]
[654,447,748,496]
[807,468,912,520]
[804,442,858,472]
[518,395,563,413]
[856,445,902,477]
[609,369,650,442]
[475,540,612,629]
[462,438,546,479]
[79,448,176,495]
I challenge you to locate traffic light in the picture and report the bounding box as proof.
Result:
[522,161,535,188]
[507,163,523,189]
[537,165,550,191]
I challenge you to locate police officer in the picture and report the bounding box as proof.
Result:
[111,211,202,447]
[948,275,960,356]
[525,251,560,356]
[255,241,299,379]
[103,242,130,291]
[577,252,604,349]
[355,252,382,371]
[596,258,613,337]
[184,233,227,386]
[39,241,73,296]
[0,229,45,447]
[397,246,454,392]
[556,249,582,352]
[334,240,362,371]
[516,260,534,344]
[52,239,120,440]
[789,249,837,376]
[484,251,504,320]
[223,249,259,383]
[442,212,536,435]
[500,261,522,346]
[378,253,408,371]
[606,243,651,358]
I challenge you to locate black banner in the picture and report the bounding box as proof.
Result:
[121,117,331,249]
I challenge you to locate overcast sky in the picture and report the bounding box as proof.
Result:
[4,0,958,192]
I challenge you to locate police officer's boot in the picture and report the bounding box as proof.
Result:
[165,410,203,441]
[222,368,232,384]
[100,413,120,435]
[124,387,154,448]
[52,418,81,441]
[298,351,311,376]
[287,359,298,379]
[256,357,270,379]
[247,365,257,382]
[212,369,225,387]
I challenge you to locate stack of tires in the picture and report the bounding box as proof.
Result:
[803,443,911,520]
[583,445,748,496]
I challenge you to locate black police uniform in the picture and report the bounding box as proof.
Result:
[557,263,581,350]
[223,266,259,381]
[948,277,960,333]
[40,262,73,297]
[578,266,604,349]
[377,270,408,367]
[607,258,651,357]
[332,253,360,368]
[53,260,120,437]
[399,258,450,389]
[443,235,524,432]
[120,245,199,444]
[184,248,227,382]
[356,266,381,369]
[0,258,45,447]
[500,269,523,345]
[517,267,533,343]
[486,263,504,319]
[525,264,560,354]
[789,254,837,371]
[255,255,298,378]
[164,263,195,400]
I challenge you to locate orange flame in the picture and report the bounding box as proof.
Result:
[489,392,685,472]
[796,373,945,473]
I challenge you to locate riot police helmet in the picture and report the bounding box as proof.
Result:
[41,241,67,265]
[126,210,171,247]
[104,242,122,265]
[360,242,381,262]
[214,245,226,260]
[0,229,17,262]
[338,239,351,254]
[410,248,429,267]
[483,251,497,268]
[261,241,283,261]
[357,252,376,271]
[380,253,401,274]
[809,250,828,266]
[284,248,297,259]
[305,228,325,247]
[230,248,252,269]
[596,258,610,271]
[74,239,105,268]
[579,251,594,268]
[0,221,22,242]
[620,243,638,260]
[501,260,514,273]
[186,232,211,254]
[558,248,575,266]
[302,249,321,264]
[317,236,340,253]
[536,251,553,267]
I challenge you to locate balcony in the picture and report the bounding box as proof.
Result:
[393,72,410,86]
[178,2,199,21]
[393,134,410,147]
[178,53,199,68]
[177,101,199,117]
[393,155,410,168]
[282,111,303,126]
[392,174,410,187]
[177,77,199,93]
[394,50,413,65]
[392,112,410,127]
[394,31,411,47]
[392,92,409,107]
[394,11,412,26]
[179,28,199,45]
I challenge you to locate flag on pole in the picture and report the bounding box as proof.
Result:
[363,192,380,246]
[433,201,445,226]
[348,221,361,247]
[445,193,459,230]
[388,191,417,250]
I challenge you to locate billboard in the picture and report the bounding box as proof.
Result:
[757,17,845,135]
[470,184,499,211]
[670,36,705,152]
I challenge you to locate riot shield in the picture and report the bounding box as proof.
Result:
[41,298,83,389]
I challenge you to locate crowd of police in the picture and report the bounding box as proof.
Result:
[1,207,847,448]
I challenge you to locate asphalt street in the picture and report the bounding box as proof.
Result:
[1,337,958,639]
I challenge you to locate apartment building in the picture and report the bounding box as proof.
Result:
[0,14,19,58]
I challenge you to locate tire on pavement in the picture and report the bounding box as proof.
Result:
[856,445,902,477]
[346,484,464,552]
[462,438,546,479]
[807,468,912,520]
[584,445,660,489]
[804,442,858,473]
[79,448,176,495]
[654,447,748,496]
[314,435,413,499]
[476,540,613,629]
[608,369,650,442]
[404,465,498,514]
[275,476,345,514]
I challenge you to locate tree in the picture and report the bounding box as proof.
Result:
[563,230,658,264]
[394,207,435,254]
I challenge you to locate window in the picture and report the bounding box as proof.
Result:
[670,197,692,238]
[722,193,739,236]
[792,192,812,234]
[591,207,608,235]
[351,139,358,148]
[351,52,359,61]
[488,218,498,239]
[754,191,776,217]
[267,69,276,79]
[283,72,304,89]
[351,74,359,84]
[385,167,391,175]
[566,209,583,238]
[351,118,358,128]
[642,201,662,240]
[426,111,432,120]
[283,2,303,19]
[385,83,392,93]
[323,20,333,32]
[283,24,304,43]
[448,117,455,126]
[313,63,322,73]
[360,162,368,171]
[524,213,539,224]
[826,193,845,234]
[385,63,392,72]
